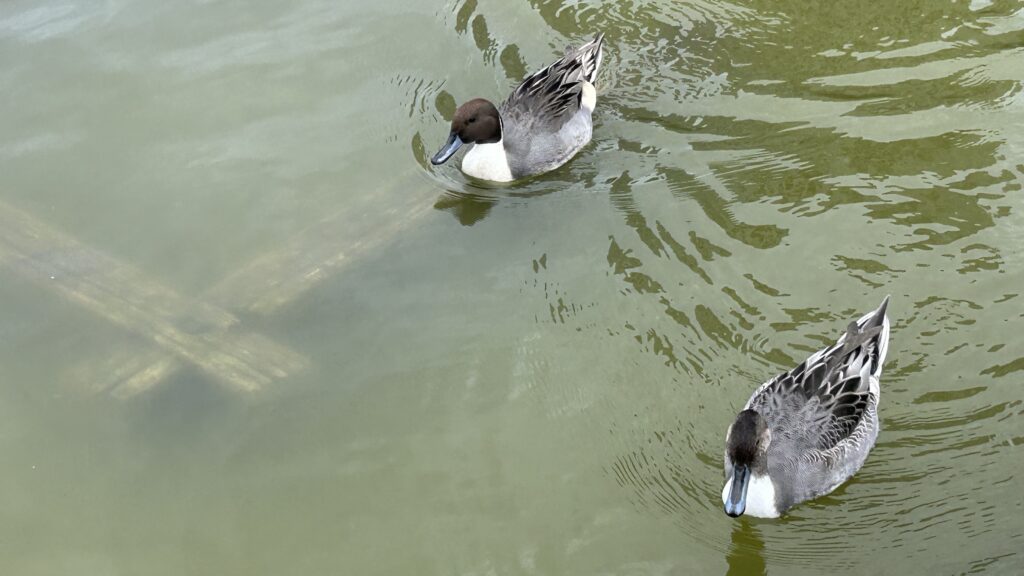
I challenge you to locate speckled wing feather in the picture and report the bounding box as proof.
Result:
[748,297,890,453]
[500,33,604,136]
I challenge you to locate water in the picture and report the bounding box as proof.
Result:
[1,0,1022,573]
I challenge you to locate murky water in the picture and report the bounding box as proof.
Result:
[1,0,1022,573]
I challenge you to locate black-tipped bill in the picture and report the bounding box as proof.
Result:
[724,464,750,518]
[431,132,463,165]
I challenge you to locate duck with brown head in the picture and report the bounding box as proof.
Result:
[722,296,891,519]
[431,99,502,168]
[430,33,605,182]
[723,410,773,518]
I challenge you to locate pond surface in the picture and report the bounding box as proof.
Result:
[1,0,1022,574]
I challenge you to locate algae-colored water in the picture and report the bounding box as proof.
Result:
[1,0,1022,574]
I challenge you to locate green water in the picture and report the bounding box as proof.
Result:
[1,0,1023,573]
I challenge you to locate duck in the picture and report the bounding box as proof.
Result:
[430,33,605,182]
[722,296,891,518]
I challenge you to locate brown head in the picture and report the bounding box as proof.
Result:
[430,98,502,165]
[724,409,772,517]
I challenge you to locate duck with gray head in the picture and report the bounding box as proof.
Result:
[431,33,605,182]
[722,296,891,518]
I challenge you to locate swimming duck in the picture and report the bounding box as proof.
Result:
[430,33,605,182]
[722,296,891,518]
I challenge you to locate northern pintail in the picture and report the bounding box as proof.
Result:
[722,296,891,518]
[430,33,605,182]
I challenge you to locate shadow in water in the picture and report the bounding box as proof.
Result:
[726,521,767,576]
[433,191,497,226]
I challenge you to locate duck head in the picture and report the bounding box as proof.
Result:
[431,98,502,165]
[723,409,772,518]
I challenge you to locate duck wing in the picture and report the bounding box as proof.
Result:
[748,297,890,452]
[500,33,604,136]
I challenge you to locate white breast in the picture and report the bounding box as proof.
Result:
[721,473,780,518]
[580,81,597,113]
[461,140,514,182]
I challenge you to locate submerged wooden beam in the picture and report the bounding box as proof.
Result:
[63,345,179,399]
[0,199,306,394]
[42,178,435,396]
[107,191,435,394]
[206,193,435,315]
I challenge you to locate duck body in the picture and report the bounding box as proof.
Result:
[723,296,891,518]
[431,34,604,182]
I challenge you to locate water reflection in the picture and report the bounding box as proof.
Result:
[434,190,497,226]
[726,522,766,576]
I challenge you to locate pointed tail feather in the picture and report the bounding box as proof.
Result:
[830,296,891,379]
[867,295,889,330]
[577,33,604,85]
[856,295,891,378]
[872,295,891,375]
